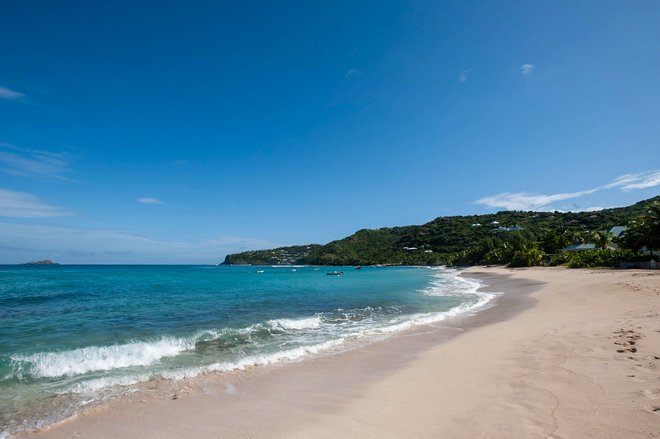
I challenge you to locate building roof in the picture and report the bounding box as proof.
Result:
[609,226,627,237]
[495,225,523,232]
[563,243,597,251]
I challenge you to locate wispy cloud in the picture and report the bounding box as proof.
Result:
[521,64,535,75]
[476,189,598,211]
[0,222,277,264]
[137,197,163,205]
[0,85,25,100]
[0,143,70,178]
[476,170,660,211]
[604,170,660,191]
[345,68,362,78]
[458,69,472,84]
[0,188,71,218]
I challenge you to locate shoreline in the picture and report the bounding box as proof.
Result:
[19,267,660,438]
[12,267,529,437]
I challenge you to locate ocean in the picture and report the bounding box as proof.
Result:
[0,265,493,434]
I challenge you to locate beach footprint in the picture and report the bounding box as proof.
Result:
[644,406,660,415]
[613,328,642,354]
[642,389,660,399]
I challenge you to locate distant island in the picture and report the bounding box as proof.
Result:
[21,260,60,265]
[222,196,659,268]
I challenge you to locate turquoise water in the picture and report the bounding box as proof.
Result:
[0,265,490,433]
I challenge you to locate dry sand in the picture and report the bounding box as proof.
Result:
[23,267,660,438]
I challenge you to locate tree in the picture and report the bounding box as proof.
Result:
[541,229,570,253]
[623,202,660,257]
[508,244,544,267]
[590,230,612,249]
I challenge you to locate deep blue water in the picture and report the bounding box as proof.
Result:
[0,264,489,433]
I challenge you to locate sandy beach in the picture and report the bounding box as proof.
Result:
[23,267,660,439]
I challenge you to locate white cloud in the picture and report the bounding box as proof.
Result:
[0,222,277,264]
[0,85,24,100]
[137,197,163,205]
[604,170,660,191]
[0,188,71,218]
[345,68,362,78]
[0,143,69,178]
[476,188,598,211]
[458,69,472,84]
[521,64,535,75]
[476,169,660,211]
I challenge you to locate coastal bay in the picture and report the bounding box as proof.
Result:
[24,267,660,438]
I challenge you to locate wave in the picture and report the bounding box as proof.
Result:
[67,373,153,394]
[423,267,494,307]
[268,316,322,330]
[162,338,347,381]
[9,335,202,379]
[367,268,495,335]
[67,338,348,394]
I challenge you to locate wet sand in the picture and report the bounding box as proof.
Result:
[23,267,660,438]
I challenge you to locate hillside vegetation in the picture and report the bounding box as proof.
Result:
[222,196,660,267]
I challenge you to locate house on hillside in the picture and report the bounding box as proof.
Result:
[562,243,597,252]
[609,226,627,237]
[496,225,523,232]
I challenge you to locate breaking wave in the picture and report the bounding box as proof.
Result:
[9,336,202,379]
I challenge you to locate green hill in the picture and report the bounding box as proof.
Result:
[222,196,660,266]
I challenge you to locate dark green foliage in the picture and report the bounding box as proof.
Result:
[564,249,638,268]
[540,229,571,254]
[620,201,660,257]
[590,230,613,249]
[222,196,660,267]
[508,245,544,267]
[548,252,571,266]
[223,244,323,265]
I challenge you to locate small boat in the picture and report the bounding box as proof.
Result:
[256,270,264,273]
[326,271,344,276]
[354,266,362,270]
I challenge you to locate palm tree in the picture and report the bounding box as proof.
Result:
[591,230,612,249]
[573,230,590,244]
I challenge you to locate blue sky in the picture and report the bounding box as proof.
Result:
[1,1,659,264]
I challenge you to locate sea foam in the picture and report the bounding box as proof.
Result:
[268,316,323,330]
[10,336,199,379]
[373,268,496,334]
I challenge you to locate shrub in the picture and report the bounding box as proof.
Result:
[565,249,639,268]
[548,252,571,266]
[507,247,544,267]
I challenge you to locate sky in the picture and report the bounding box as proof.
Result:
[1,0,659,264]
